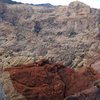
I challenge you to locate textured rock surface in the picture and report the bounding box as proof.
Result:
[0,1,100,69]
[0,1,100,100]
[5,60,100,100]
[65,87,100,100]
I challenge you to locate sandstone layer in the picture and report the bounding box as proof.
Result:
[5,60,100,100]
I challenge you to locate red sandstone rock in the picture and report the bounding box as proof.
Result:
[5,59,100,100]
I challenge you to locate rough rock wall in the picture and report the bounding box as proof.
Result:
[0,1,100,100]
[4,60,100,100]
[0,1,100,69]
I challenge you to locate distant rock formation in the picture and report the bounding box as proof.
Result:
[67,1,91,16]
[0,0,21,4]
[32,3,54,7]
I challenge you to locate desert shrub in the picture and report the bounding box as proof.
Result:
[4,8,19,25]
[0,3,7,20]
[5,5,34,25]
[67,31,78,38]
[34,21,41,34]
[57,32,63,35]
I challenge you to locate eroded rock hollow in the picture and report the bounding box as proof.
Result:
[5,60,100,100]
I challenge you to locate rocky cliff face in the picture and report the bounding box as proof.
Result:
[4,60,100,100]
[0,1,100,100]
[0,1,100,69]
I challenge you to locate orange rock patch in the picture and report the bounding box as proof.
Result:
[5,60,100,100]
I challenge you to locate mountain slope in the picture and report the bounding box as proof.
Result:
[0,1,100,67]
[0,1,100,100]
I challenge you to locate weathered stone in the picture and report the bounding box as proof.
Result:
[0,1,100,100]
[0,48,5,56]
[5,60,100,100]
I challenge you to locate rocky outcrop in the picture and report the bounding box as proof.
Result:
[67,1,91,16]
[5,60,100,100]
[0,1,100,69]
[33,3,53,7]
[0,1,100,100]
